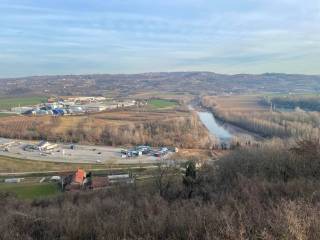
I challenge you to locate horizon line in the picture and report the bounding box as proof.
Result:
[1,70,320,79]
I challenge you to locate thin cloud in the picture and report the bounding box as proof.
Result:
[0,0,319,77]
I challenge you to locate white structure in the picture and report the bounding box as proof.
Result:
[50,176,61,181]
[107,174,133,183]
[80,103,107,112]
[37,141,58,151]
[5,178,24,183]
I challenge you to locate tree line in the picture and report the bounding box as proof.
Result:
[202,97,320,139]
[0,112,215,149]
[262,95,320,111]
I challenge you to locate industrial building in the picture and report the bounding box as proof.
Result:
[12,96,137,116]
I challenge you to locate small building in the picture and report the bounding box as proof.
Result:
[4,178,24,183]
[74,168,86,184]
[52,108,64,116]
[63,168,87,191]
[70,106,84,113]
[63,169,108,191]
[50,176,61,182]
[80,103,107,112]
[37,141,58,151]
[107,174,134,184]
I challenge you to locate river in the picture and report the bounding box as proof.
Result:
[190,103,262,143]
[197,111,233,143]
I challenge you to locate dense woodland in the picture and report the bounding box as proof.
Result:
[202,97,320,139]
[0,111,214,148]
[262,95,320,111]
[1,139,320,239]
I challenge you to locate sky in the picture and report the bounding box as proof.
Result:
[0,0,320,77]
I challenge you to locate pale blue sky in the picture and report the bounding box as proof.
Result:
[0,0,319,77]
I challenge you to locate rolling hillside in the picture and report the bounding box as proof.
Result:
[1,72,320,97]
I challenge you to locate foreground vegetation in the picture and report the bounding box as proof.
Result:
[1,139,320,239]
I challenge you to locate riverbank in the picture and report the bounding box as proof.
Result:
[191,104,264,142]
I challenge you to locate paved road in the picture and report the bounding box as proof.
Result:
[0,138,162,164]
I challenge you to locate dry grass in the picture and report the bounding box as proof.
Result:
[203,95,268,112]
[53,116,84,133]
[171,149,212,161]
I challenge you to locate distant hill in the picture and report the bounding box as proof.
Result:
[0,72,320,97]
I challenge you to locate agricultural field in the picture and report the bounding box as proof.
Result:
[148,99,178,109]
[202,95,268,112]
[0,96,47,110]
[0,182,60,199]
[132,91,194,103]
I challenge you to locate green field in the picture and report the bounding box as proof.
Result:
[0,155,157,175]
[0,183,60,199]
[0,113,17,117]
[0,155,133,173]
[0,96,47,110]
[148,99,178,109]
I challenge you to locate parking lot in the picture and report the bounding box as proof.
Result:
[0,138,164,164]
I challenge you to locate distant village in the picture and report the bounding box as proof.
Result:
[11,96,140,116]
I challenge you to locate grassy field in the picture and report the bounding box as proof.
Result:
[0,155,115,173]
[0,155,160,175]
[0,96,47,109]
[0,113,17,117]
[0,182,60,199]
[148,99,178,109]
[131,92,194,102]
[203,95,268,112]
